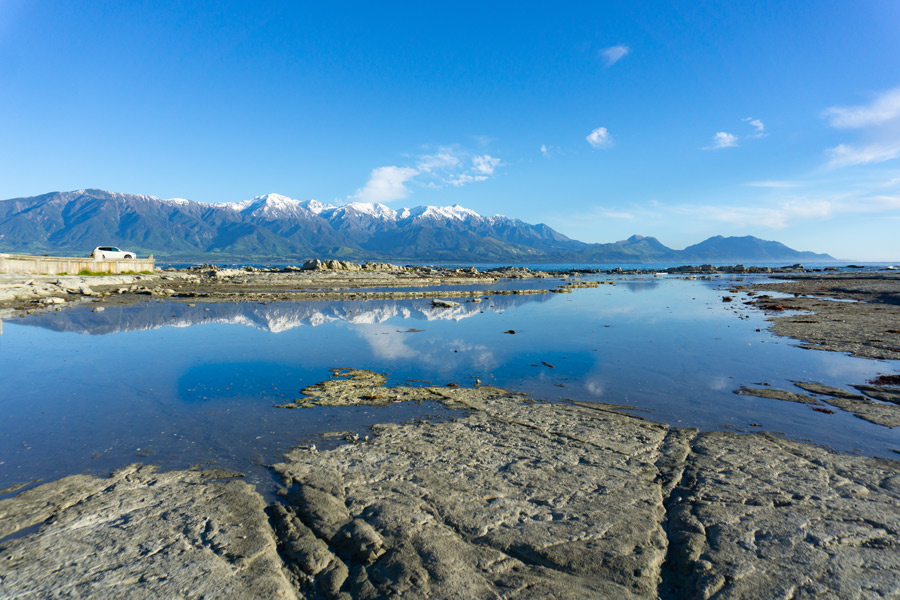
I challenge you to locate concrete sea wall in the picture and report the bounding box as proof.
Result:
[0,253,155,275]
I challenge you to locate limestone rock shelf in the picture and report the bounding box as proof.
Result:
[1,371,898,598]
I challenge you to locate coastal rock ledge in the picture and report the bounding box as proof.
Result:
[0,465,296,598]
[1,372,898,599]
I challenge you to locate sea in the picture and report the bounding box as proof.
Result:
[1,264,898,498]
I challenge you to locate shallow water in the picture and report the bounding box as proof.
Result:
[1,274,898,496]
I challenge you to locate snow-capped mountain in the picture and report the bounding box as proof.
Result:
[215,194,499,225]
[0,189,834,262]
[214,194,322,220]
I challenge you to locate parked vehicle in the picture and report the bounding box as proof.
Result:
[91,246,136,260]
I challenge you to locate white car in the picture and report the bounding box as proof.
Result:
[91,246,137,260]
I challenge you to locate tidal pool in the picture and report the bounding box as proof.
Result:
[1,274,897,496]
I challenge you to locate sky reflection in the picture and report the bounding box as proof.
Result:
[1,275,897,495]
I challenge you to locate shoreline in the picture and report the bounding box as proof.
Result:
[0,259,851,319]
[737,271,900,360]
[0,262,556,318]
[1,266,899,597]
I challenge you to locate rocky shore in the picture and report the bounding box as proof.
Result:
[738,271,900,360]
[712,270,900,435]
[0,260,559,318]
[2,369,898,598]
[0,258,830,319]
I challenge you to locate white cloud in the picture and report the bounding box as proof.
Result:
[706,131,738,150]
[540,144,562,158]
[351,146,502,202]
[586,127,613,149]
[447,173,486,187]
[823,87,900,129]
[416,151,461,173]
[472,154,500,175]
[601,45,629,66]
[743,117,766,138]
[822,86,900,170]
[703,118,768,150]
[351,166,418,203]
[445,154,501,186]
[826,142,900,168]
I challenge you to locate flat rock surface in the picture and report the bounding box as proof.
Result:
[818,395,900,428]
[664,432,900,599]
[270,371,900,599]
[732,386,819,404]
[2,372,899,598]
[744,272,900,360]
[854,384,900,405]
[0,464,298,599]
[275,368,478,409]
[272,389,672,599]
[792,380,870,400]
[735,381,900,428]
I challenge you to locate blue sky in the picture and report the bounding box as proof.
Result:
[1,1,899,260]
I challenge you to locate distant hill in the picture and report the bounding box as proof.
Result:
[678,235,831,262]
[564,234,678,263]
[0,189,835,264]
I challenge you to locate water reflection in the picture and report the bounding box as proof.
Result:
[11,293,551,335]
[620,278,661,292]
[1,276,897,497]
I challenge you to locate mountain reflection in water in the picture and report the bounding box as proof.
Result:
[13,294,551,335]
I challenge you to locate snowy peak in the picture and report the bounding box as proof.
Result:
[47,190,500,225]
[254,193,299,207]
[248,194,304,218]
[415,204,482,222]
[341,202,399,220]
[217,193,322,220]
[299,199,333,214]
[212,194,493,225]
[65,189,175,205]
[159,197,192,206]
[398,204,487,223]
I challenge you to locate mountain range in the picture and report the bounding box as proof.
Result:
[0,189,835,263]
